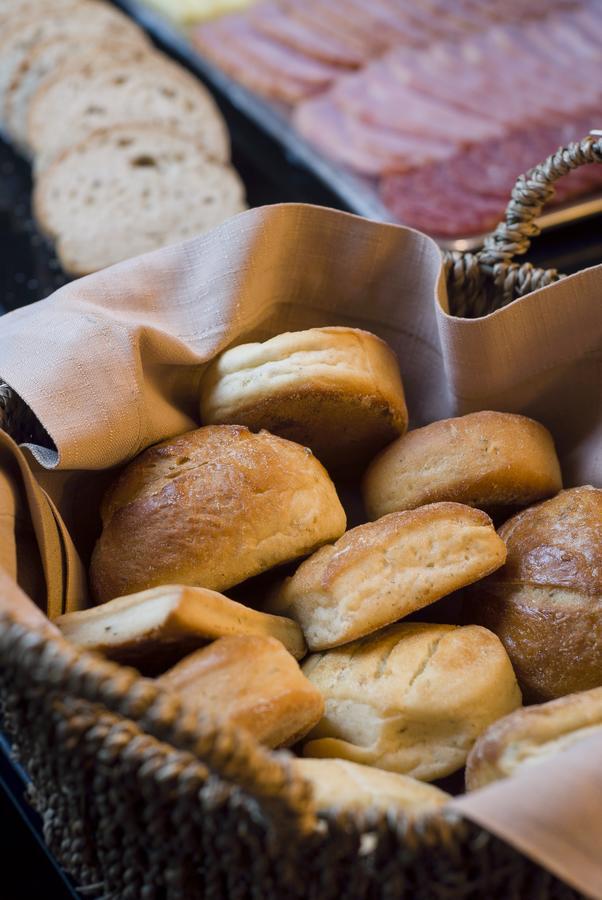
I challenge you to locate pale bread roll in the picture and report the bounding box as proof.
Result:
[33,125,246,276]
[6,39,152,151]
[157,635,324,748]
[275,502,507,650]
[363,411,562,520]
[55,584,306,665]
[466,486,602,702]
[0,0,84,28]
[199,327,408,470]
[293,758,450,815]
[0,1,148,125]
[90,425,346,604]
[302,622,522,781]
[466,687,602,791]
[28,54,230,170]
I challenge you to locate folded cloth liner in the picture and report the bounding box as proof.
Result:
[0,203,600,892]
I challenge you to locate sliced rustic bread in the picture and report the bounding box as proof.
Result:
[0,0,84,27]
[6,38,153,151]
[29,54,231,170]
[33,125,247,276]
[0,1,149,127]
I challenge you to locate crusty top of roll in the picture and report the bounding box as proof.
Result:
[91,425,346,603]
[277,502,507,650]
[199,326,408,470]
[363,411,562,519]
[492,485,601,594]
[302,622,521,781]
[466,686,602,791]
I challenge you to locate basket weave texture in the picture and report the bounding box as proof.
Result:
[1,137,600,899]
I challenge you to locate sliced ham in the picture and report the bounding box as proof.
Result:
[294,95,455,174]
[252,4,363,68]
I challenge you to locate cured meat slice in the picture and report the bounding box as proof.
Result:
[252,3,363,68]
[381,166,505,236]
[331,61,503,144]
[280,0,385,57]
[194,21,311,103]
[294,95,455,175]
[195,15,342,102]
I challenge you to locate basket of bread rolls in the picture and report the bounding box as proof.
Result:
[0,136,600,900]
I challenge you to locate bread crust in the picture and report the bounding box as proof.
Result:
[199,327,408,470]
[157,634,324,748]
[292,757,450,814]
[301,622,521,781]
[277,502,507,650]
[363,411,562,519]
[466,486,602,702]
[55,584,306,664]
[466,687,602,790]
[90,425,346,603]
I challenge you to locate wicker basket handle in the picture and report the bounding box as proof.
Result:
[478,133,602,267]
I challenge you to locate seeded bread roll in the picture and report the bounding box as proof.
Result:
[55,584,306,666]
[302,622,521,781]
[0,1,149,124]
[6,39,152,151]
[466,486,602,702]
[90,425,346,604]
[28,54,230,170]
[275,502,506,650]
[466,687,602,791]
[33,125,246,276]
[157,635,324,748]
[293,758,451,815]
[199,327,408,471]
[363,411,562,520]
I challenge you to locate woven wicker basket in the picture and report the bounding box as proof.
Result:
[1,136,600,900]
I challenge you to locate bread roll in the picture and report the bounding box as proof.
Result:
[302,622,521,781]
[33,125,246,276]
[90,425,346,604]
[275,502,506,650]
[363,411,562,520]
[55,584,306,666]
[293,758,450,815]
[303,622,521,781]
[466,687,602,791]
[466,486,602,702]
[199,327,408,470]
[157,635,324,748]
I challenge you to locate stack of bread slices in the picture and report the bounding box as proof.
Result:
[0,0,246,277]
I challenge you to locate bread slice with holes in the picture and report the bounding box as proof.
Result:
[0,1,149,129]
[28,54,230,170]
[6,38,153,151]
[33,124,246,276]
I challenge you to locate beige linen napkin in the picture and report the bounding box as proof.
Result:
[0,202,600,891]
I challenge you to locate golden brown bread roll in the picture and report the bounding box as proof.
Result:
[292,758,450,815]
[157,635,324,748]
[363,411,562,519]
[465,486,602,702]
[302,622,521,781]
[55,584,306,666]
[90,425,346,603]
[465,687,602,791]
[199,327,408,470]
[274,502,507,650]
